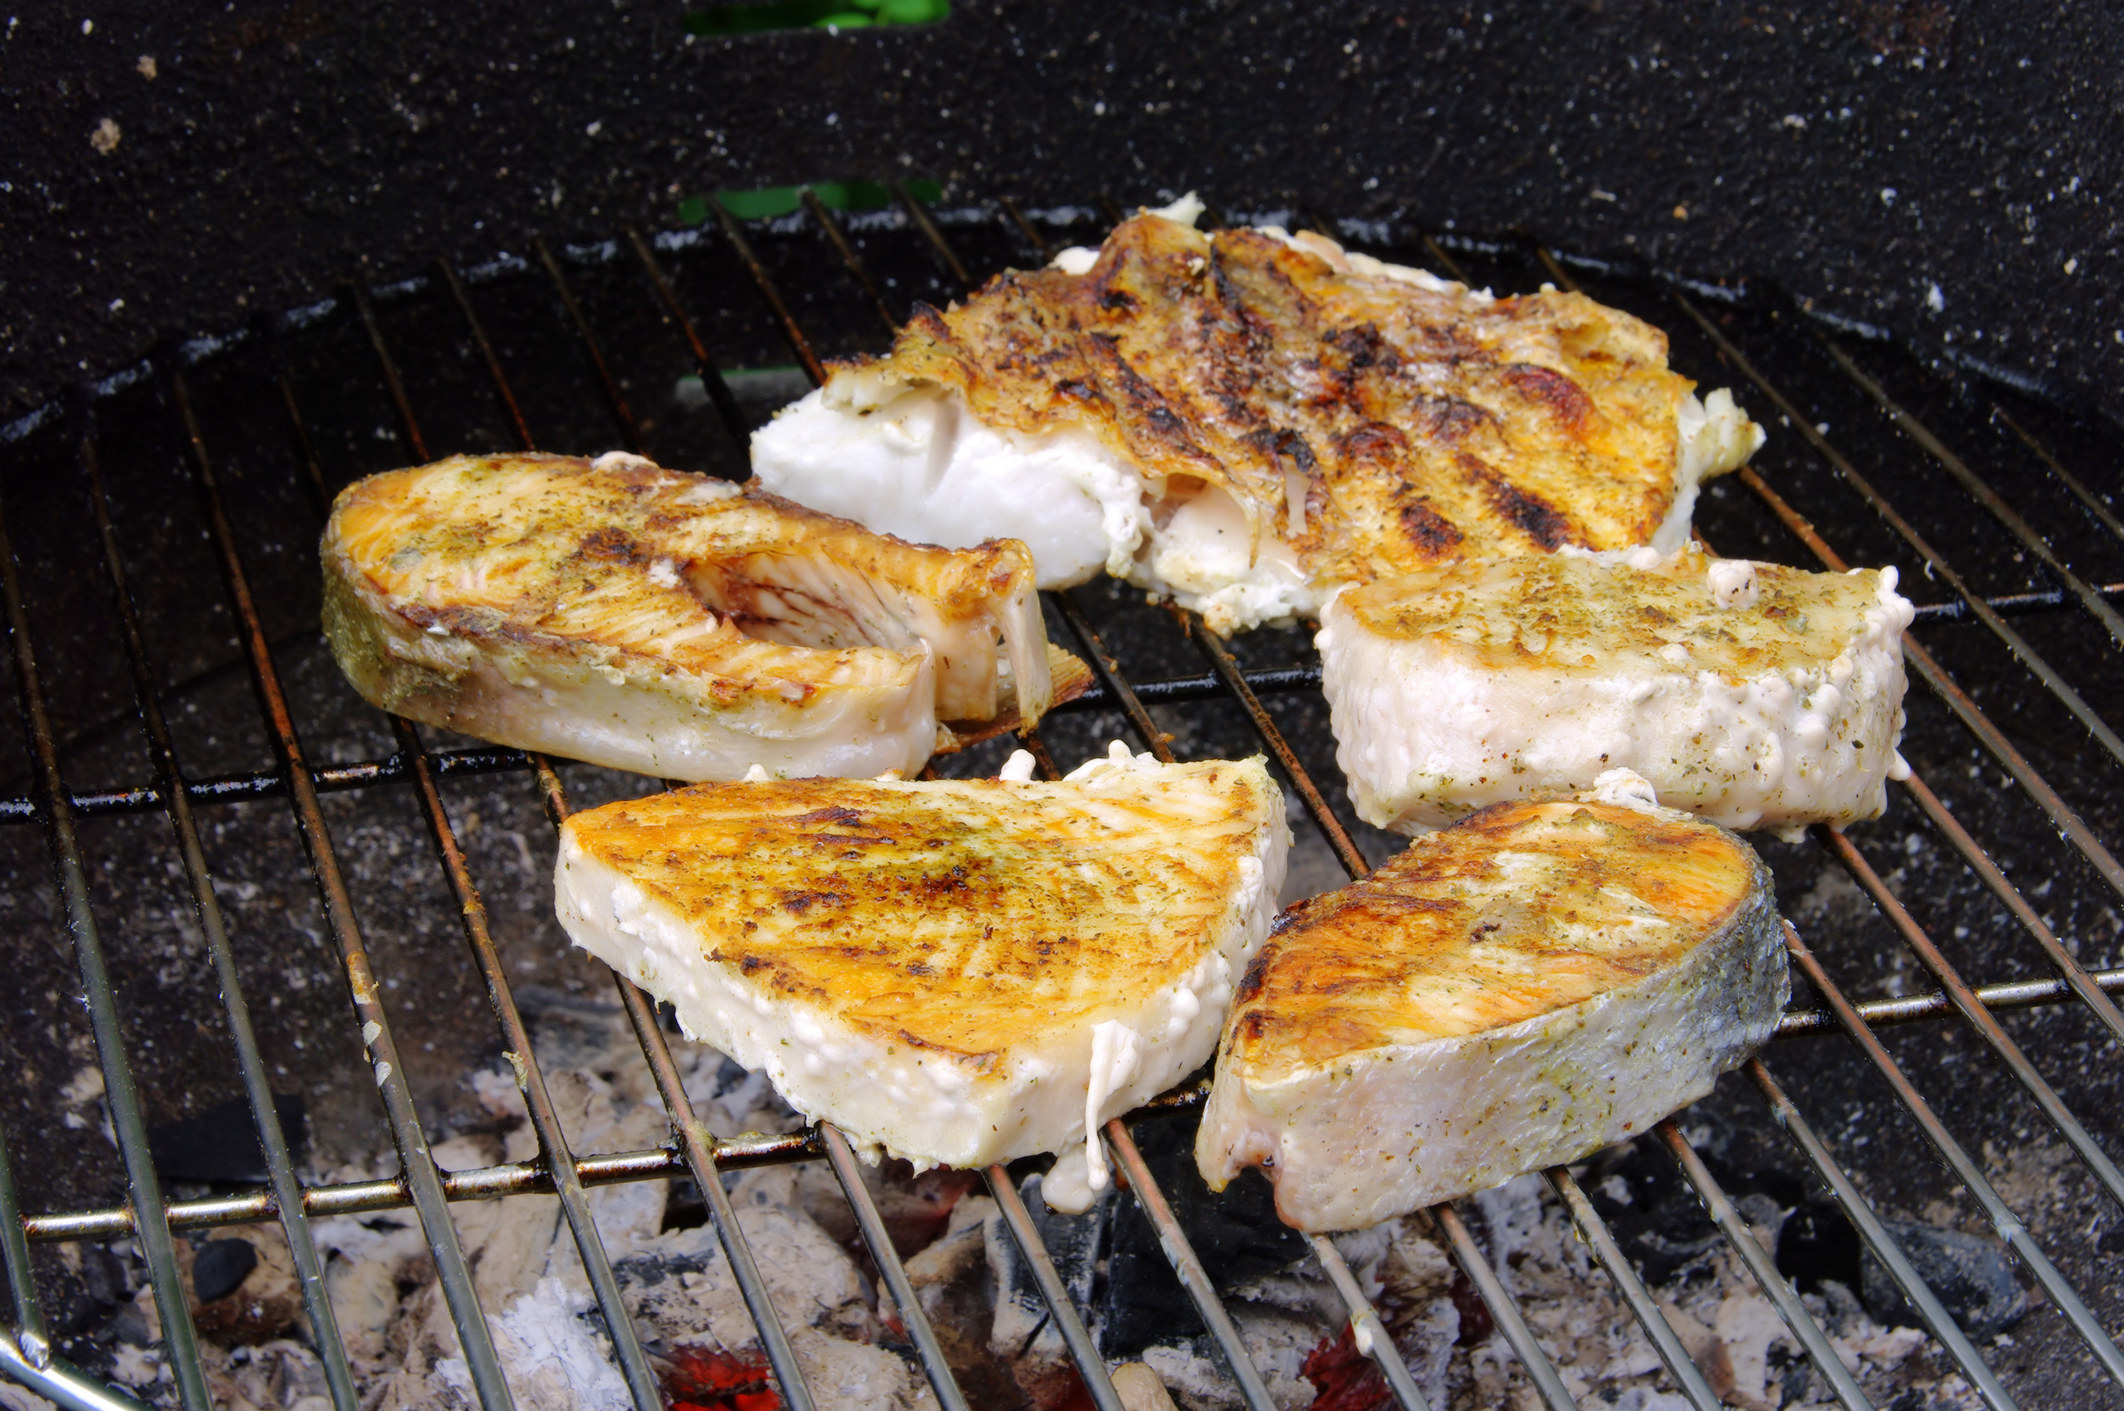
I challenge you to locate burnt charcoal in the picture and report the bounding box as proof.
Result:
[191,1238,259,1303]
[1861,1219,2031,1339]
[661,1178,708,1233]
[50,1244,127,1340]
[1778,1200,1865,1292]
[147,1093,306,1185]
[1002,1166,1109,1319]
[1583,1138,1812,1286]
[1097,1111,1308,1359]
[1584,1141,1723,1284]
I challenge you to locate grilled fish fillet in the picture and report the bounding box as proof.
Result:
[323,451,1076,782]
[553,744,1289,1208]
[752,201,1763,634]
[1320,547,1915,836]
[1196,774,1785,1233]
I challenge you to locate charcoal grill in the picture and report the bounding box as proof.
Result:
[2,175,2123,1411]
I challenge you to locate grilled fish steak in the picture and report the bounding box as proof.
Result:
[1320,547,1914,835]
[554,745,1289,1207]
[1196,777,1785,1233]
[753,205,1763,634]
[324,452,1076,781]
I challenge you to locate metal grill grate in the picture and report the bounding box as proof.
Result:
[0,192,2120,1411]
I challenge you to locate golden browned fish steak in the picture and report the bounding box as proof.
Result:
[755,212,1761,633]
[554,747,1289,1200]
[323,452,1078,781]
[1197,786,1784,1232]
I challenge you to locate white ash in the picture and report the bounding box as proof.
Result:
[86,989,1979,1411]
[1134,1173,1980,1411]
[98,993,940,1409]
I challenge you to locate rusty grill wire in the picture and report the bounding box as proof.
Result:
[0,190,2116,1411]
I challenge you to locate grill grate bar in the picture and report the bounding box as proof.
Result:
[1820,337,2124,652]
[0,1339,142,1411]
[712,199,828,384]
[1990,403,2124,548]
[1818,826,2124,1210]
[982,1164,1127,1411]
[74,415,359,1409]
[0,415,212,1409]
[1781,924,2124,1385]
[1053,587,1173,754]
[436,257,539,451]
[536,237,646,453]
[1103,1118,1280,1410]
[1431,1202,1579,1409]
[0,1117,41,1362]
[802,188,902,330]
[170,365,516,1409]
[625,225,753,446]
[0,668,1341,825]
[609,939,821,1411]
[348,279,433,461]
[1654,1120,1877,1410]
[1308,1234,1433,1411]
[998,195,1056,260]
[1773,962,2124,1036]
[1666,289,2124,777]
[24,1139,811,1242]
[0,744,535,823]
[1184,612,1371,878]
[894,180,974,289]
[394,721,666,1411]
[1543,1166,1723,1411]
[818,1122,973,1411]
[425,259,825,1408]
[1746,1057,2022,1411]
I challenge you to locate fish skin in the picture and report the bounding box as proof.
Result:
[789,213,1753,624]
[322,452,1065,781]
[1195,788,1785,1234]
[1319,547,1915,834]
[553,749,1290,1181]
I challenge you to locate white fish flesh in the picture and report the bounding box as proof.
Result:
[1318,546,1914,836]
[751,201,1763,635]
